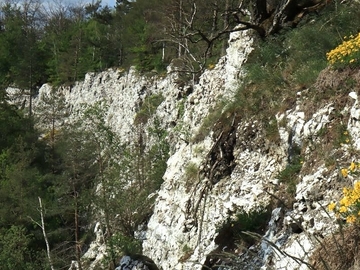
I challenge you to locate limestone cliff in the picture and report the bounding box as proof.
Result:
[22,19,360,270]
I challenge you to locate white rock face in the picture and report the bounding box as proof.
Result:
[12,25,360,270]
[142,30,262,269]
[348,91,360,150]
[266,165,338,270]
[27,29,259,270]
[35,67,175,141]
[262,89,360,269]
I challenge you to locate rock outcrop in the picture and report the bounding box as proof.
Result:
[12,21,360,270]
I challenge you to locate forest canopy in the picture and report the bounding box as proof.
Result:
[0,0,332,90]
[0,0,241,89]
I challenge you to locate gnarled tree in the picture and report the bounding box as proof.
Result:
[157,0,332,73]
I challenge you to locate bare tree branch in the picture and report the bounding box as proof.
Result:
[29,197,55,270]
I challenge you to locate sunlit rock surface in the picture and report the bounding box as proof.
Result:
[9,27,360,270]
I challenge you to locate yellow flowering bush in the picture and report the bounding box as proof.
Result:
[208,63,215,70]
[340,161,359,178]
[329,162,360,223]
[326,33,360,68]
[344,130,349,141]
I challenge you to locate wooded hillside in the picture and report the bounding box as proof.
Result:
[0,0,357,269]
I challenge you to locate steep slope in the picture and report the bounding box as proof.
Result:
[24,6,360,270]
[29,29,255,269]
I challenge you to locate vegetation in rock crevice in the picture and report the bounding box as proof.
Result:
[195,1,360,145]
[191,3,360,215]
[308,163,360,270]
[202,208,271,270]
[193,2,360,269]
[134,93,164,125]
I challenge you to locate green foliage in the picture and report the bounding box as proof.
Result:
[328,162,360,224]
[182,243,192,253]
[264,117,280,142]
[277,145,303,195]
[112,0,167,72]
[184,162,199,190]
[179,243,194,262]
[0,110,53,269]
[1,0,358,89]
[170,99,191,143]
[235,209,271,234]
[177,99,186,118]
[147,118,170,189]
[106,122,168,237]
[1,1,360,268]
[193,2,360,146]
[327,33,360,69]
[243,2,360,112]
[0,225,43,270]
[134,93,164,125]
[326,3,360,69]
[0,0,177,260]
[108,232,142,256]
[0,102,30,149]
[193,98,227,142]
[0,4,47,90]
[203,209,271,270]
[216,208,271,249]
[185,162,198,180]
[278,163,302,195]
[75,105,169,264]
[336,126,351,146]
[0,0,248,86]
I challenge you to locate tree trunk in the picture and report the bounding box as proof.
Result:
[29,197,56,270]
[221,0,229,56]
[72,164,82,270]
[38,197,56,270]
[178,0,183,57]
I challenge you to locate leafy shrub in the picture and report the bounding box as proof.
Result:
[0,225,38,270]
[235,209,271,234]
[185,162,198,179]
[310,161,360,269]
[327,33,360,69]
[192,98,227,142]
[184,162,199,191]
[194,3,360,147]
[208,207,271,264]
[134,94,164,125]
[277,144,303,195]
[179,244,194,262]
[107,232,142,257]
[328,162,360,223]
[336,127,352,146]
[278,164,302,195]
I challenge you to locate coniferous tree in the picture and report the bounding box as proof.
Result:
[0,225,42,270]
[114,0,135,67]
[42,1,73,85]
[34,87,68,172]
[54,120,98,269]
[0,111,50,269]
[0,1,46,114]
[85,2,117,70]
